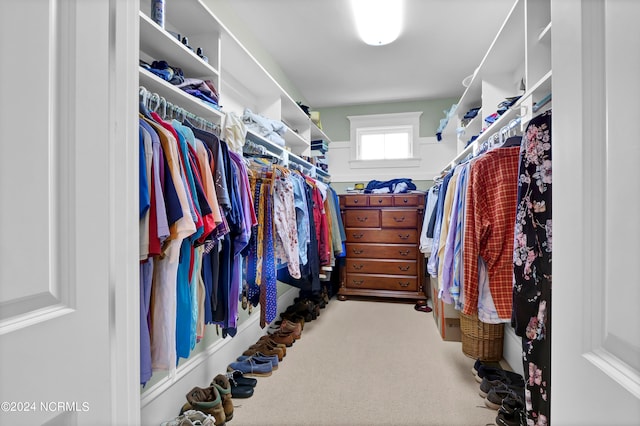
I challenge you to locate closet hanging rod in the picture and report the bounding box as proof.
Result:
[532,92,552,113]
[139,86,220,134]
[440,111,522,174]
[243,140,282,162]
[287,152,313,173]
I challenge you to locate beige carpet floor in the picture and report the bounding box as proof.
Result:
[227,299,501,426]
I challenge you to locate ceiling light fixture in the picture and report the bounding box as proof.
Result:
[351,0,404,46]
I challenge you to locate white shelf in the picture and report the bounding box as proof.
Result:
[283,127,310,156]
[245,129,286,158]
[441,69,551,174]
[139,68,224,123]
[286,151,313,173]
[316,168,331,183]
[310,124,330,143]
[518,70,552,104]
[139,12,219,80]
[139,0,331,172]
[455,79,483,127]
[438,0,551,175]
[476,0,525,76]
[538,22,552,44]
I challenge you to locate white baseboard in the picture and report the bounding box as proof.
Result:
[140,286,300,426]
[502,325,524,377]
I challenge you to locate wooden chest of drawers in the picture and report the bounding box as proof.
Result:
[338,193,426,302]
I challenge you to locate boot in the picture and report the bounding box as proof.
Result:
[180,386,226,426]
[211,374,234,422]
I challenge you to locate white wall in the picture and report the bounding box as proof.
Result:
[327,136,457,183]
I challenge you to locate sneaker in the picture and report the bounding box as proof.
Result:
[485,384,525,410]
[495,392,527,426]
[182,410,216,426]
[475,365,522,384]
[479,370,525,397]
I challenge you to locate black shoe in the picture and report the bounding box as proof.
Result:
[495,392,527,426]
[229,382,254,399]
[226,370,257,387]
[476,365,522,383]
[479,370,525,397]
[485,384,525,410]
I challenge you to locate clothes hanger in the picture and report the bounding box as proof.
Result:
[139,87,154,120]
[500,117,522,147]
[158,97,168,120]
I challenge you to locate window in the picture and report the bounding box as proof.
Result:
[357,126,413,160]
[348,112,422,167]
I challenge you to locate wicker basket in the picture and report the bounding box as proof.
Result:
[460,312,505,361]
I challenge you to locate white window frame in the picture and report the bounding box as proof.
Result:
[348,112,422,168]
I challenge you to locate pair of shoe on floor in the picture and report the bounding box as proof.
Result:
[227,351,279,377]
[160,409,216,426]
[166,374,233,426]
[227,322,301,377]
[267,317,303,346]
[283,293,328,322]
[414,300,432,313]
[473,359,527,425]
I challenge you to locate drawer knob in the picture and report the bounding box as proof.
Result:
[357,216,368,222]
[398,266,410,271]
[393,216,406,222]
[398,281,410,287]
[398,234,410,240]
[353,199,359,203]
[399,250,410,256]
[353,249,364,254]
[352,280,364,285]
[352,233,364,239]
[377,199,383,203]
[403,198,409,203]
[352,264,364,270]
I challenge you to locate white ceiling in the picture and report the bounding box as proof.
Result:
[225,0,517,108]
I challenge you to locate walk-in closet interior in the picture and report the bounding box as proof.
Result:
[1,0,639,425]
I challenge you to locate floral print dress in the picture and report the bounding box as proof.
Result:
[512,110,552,425]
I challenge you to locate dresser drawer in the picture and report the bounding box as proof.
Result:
[345,273,418,291]
[368,195,393,207]
[381,210,419,228]
[346,243,418,259]
[346,259,417,275]
[393,194,422,207]
[345,228,418,244]
[344,210,380,228]
[342,195,369,207]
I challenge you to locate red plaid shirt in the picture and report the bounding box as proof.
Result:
[463,147,520,319]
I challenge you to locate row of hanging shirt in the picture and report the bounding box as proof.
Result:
[138,89,345,385]
[421,108,553,425]
[419,118,524,324]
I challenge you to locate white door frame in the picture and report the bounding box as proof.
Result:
[552,0,640,424]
